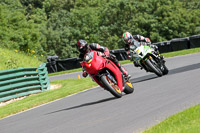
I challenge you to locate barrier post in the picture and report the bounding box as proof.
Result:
[38,63,50,91]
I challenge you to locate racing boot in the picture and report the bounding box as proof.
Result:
[133,61,140,67]
[119,65,131,80]
[159,54,166,63]
[159,54,164,60]
[110,56,131,79]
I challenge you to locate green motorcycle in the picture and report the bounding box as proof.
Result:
[130,42,168,77]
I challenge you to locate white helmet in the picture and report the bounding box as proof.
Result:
[122,32,133,44]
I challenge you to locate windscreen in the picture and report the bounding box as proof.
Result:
[85,51,94,63]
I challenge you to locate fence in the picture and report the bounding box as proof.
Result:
[46,34,200,73]
[0,63,50,102]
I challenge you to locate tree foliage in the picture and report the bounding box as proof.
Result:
[0,0,199,59]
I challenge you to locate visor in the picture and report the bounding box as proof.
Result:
[124,38,131,44]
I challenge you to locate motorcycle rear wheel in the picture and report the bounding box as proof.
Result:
[124,81,134,94]
[100,75,122,98]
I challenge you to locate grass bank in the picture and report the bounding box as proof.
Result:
[0,48,43,70]
[0,47,200,121]
[0,78,97,119]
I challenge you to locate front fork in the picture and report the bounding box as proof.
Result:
[100,71,126,91]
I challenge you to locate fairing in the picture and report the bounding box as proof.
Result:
[81,51,123,91]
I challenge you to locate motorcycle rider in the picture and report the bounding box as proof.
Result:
[122,32,161,67]
[77,40,131,79]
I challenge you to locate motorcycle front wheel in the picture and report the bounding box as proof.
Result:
[161,63,169,75]
[100,75,122,98]
[146,58,163,77]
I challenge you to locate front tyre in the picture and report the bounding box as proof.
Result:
[161,63,168,75]
[146,59,163,77]
[100,75,122,98]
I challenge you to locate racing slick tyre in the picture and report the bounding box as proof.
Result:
[124,81,134,94]
[146,59,163,77]
[161,63,169,75]
[100,75,122,98]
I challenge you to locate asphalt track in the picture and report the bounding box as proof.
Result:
[0,53,200,133]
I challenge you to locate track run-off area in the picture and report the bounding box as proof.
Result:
[1,53,200,133]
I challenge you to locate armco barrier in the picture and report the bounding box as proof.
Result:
[189,34,200,48]
[46,50,129,73]
[46,34,200,73]
[170,37,190,51]
[46,56,58,73]
[56,57,81,72]
[153,41,172,53]
[0,63,50,102]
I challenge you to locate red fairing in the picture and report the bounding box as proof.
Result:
[104,59,123,91]
[81,51,123,91]
[83,52,103,75]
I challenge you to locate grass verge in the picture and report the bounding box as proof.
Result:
[0,78,97,119]
[162,47,200,58]
[49,47,200,76]
[49,68,82,76]
[0,47,200,121]
[144,104,200,133]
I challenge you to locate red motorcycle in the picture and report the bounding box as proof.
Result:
[80,51,134,98]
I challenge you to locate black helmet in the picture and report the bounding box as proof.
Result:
[77,40,88,54]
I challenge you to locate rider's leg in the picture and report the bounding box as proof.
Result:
[109,54,131,79]
[133,60,140,67]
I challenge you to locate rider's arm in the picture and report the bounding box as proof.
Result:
[124,43,130,51]
[80,56,88,77]
[89,43,110,56]
[82,66,88,77]
[124,44,132,59]
[133,35,147,42]
[79,53,84,61]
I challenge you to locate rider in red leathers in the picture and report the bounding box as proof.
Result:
[77,40,131,79]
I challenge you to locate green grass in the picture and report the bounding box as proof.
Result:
[162,47,200,58]
[0,78,97,119]
[49,47,200,76]
[1,47,200,127]
[0,48,42,70]
[144,104,200,133]
[49,68,82,76]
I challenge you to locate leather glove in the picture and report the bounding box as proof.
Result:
[128,52,133,61]
[82,71,88,78]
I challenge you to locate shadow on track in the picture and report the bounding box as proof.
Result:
[130,74,158,83]
[130,62,200,83]
[46,63,200,115]
[46,97,116,115]
[168,62,200,75]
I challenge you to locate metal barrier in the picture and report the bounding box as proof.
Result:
[46,34,200,73]
[0,63,50,102]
